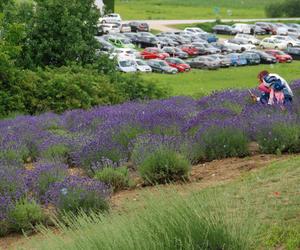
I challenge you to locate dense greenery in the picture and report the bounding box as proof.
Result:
[266,0,300,17]
[0,1,166,117]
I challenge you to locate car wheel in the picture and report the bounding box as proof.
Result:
[101,20,106,24]
[275,46,279,50]
[287,43,293,48]
[260,45,264,49]
[248,41,252,44]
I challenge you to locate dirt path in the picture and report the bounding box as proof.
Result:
[0,153,294,250]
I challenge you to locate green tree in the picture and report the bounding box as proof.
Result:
[24,0,100,67]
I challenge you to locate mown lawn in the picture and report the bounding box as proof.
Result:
[142,61,300,97]
[115,0,281,20]
[28,157,300,250]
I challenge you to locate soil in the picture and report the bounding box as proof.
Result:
[0,153,294,250]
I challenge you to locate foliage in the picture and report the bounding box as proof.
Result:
[138,147,190,184]
[22,0,100,67]
[266,0,300,17]
[200,127,249,161]
[44,176,110,214]
[257,124,300,154]
[94,166,130,192]
[8,198,44,232]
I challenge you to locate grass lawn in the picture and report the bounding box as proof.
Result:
[28,157,300,249]
[142,61,300,97]
[115,0,280,20]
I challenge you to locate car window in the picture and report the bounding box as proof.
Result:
[119,61,134,67]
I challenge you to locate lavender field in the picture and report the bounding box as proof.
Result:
[1,80,300,236]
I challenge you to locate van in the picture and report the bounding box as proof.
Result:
[232,23,251,34]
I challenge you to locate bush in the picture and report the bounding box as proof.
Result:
[201,127,249,161]
[8,198,44,232]
[257,124,300,154]
[0,220,10,236]
[94,167,130,192]
[138,147,190,184]
[40,144,70,163]
[265,3,284,17]
[45,176,110,214]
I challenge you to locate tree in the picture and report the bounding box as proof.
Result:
[23,0,100,67]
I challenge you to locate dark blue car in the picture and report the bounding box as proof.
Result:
[198,33,218,43]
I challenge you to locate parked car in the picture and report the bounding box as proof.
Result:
[224,39,255,52]
[255,22,275,34]
[212,25,236,35]
[117,59,137,73]
[162,47,188,59]
[249,25,266,35]
[179,45,199,56]
[128,22,150,32]
[287,28,300,39]
[98,23,120,34]
[123,32,139,43]
[248,50,277,64]
[120,23,131,33]
[99,13,122,24]
[234,34,260,45]
[207,54,231,67]
[140,47,169,60]
[135,36,159,48]
[271,35,300,47]
[111,48,138,60]
[265,50,293,63]
[259,38,287,50]
[198,33,218,43]
[227,53,247,66]
[95,37,115,53]
[273,23,288,35]
[242,51,261,65]
[186,56,220,70]
[211,43,233,54]
[136,32,155,38]
[184,27,206,34]
[286,23,300,30]
[232,23,251,34]
[147,59,178,74]
[191,42,221,55]
[134,59,152,72]
[108,37,135,49]
[165,57,191,72]
[284,47,300,60]
[156,37,179,47]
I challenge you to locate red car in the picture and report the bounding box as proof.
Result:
[140,47,170,60]
[165,57,191,72]
[265,50,293,63]
[178,45,199,56]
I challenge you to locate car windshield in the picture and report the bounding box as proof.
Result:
[276,51,286,55]
[174,48,182,52]
[136,60,147,66]
[121,39,131,44]
[158,61,168,67]
[119,60,134,67]
[171,58,184,64]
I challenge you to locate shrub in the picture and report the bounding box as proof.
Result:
[40,144,70,163]
[0,220,10,236]
[8,198,44,232]
[138,147,190,184]
[25,163,68,201]
[257,124,300,154]
[94,167,130,192]
[45,176,110,214]
[201,127,249,161]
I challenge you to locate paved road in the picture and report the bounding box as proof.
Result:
[126,18,300,32]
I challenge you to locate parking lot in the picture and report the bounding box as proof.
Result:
[96,14,300,75]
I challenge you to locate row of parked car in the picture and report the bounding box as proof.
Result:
[95,13,300,74]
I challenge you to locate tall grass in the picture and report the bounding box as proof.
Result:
[27,157,300,250]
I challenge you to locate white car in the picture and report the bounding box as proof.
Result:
[271,35,300,47]
[99,23,120,34]
[223,40,255,52]
[260,38,287,50]
[234,34,260,45]
[110,48,139,60]
[232,23,252,34]
[99,13,122,24]
[117,59,137,73]
[287,28,300,39]
[184,27,206,34]
[134,59,152,72]
[120,23,131,33]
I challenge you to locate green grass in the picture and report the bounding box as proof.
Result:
[142,61,300,97]
[116,0,281,20]
[27,156,300,249]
